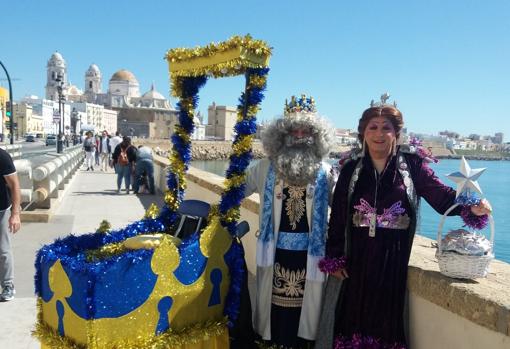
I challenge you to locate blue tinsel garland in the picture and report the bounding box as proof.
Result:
[219,68,269,324]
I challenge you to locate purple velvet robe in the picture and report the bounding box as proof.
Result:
[326,151,460,348]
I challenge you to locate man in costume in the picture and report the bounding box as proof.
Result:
[245,95,337,348]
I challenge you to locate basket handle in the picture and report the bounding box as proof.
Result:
[488,214,495,253]
[437,203,495,254]
[437,203,459,252]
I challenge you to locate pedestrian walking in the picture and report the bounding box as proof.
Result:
[112,136,137,194]
[83,132,96,171]
[109,131,122,171]
[0,148,22,302]
[94,135,101,167]
[98,130,111,171]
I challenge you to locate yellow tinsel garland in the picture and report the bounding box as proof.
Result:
[164,190,179,211]
[224,173,247,189]
[232,135,254,156]
[167,35,271,97]
[222,207,241,224]
[166,35,271,63]
[96,220,111,234]
[144,203,160,220]
[34,298,228,349]
[85,242,126,262]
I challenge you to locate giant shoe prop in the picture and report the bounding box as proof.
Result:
[34,35,271,349]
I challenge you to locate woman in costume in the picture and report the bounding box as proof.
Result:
[317,99,491,348]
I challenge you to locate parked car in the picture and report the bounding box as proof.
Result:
[46,135,57,146]
[26,135,36,142]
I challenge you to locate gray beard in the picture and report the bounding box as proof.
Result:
[273,145,322,186]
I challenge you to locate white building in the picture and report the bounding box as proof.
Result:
[23,96,70,136]
[102,108,118,134]
[192,115,206,140]
[71,102,118,135]
[44,52,177,138]
[205,103,237,140]
[334,128,357,145]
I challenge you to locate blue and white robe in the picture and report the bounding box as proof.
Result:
[245,158,336,341]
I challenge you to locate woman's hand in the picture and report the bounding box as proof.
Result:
[470,198,492,216]
[331,268,349,280]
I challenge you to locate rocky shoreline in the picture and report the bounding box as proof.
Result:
[435,155,510,161]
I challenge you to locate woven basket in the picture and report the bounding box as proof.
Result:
[435,203,495,279]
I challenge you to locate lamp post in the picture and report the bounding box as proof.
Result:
[71,108,79,144]
[122,118,127,136]
[0,60,14,145]
[55,73,65,153]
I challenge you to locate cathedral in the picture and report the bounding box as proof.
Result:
[45,52,178,138]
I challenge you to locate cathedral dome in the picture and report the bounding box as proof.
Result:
[48,52,66,67]
[141,83,166,100]
[67,84,83,96]
[110,70,138,83]
[86,64,101,75]
[50,52,64,61]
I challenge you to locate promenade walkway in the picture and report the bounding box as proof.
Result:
[0,166,164,349]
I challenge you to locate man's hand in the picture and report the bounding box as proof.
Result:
[8,211,21,233]
[331,268,349,280]
[471,198,492,216]
[4,173,22,234]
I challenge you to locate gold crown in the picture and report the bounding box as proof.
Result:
[36,217,233,347]
[284,94,317,116]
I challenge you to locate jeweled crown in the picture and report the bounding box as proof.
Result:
[284,94,317,116]
[370,92,397,108]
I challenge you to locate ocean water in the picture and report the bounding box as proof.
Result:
[191,159,510,263]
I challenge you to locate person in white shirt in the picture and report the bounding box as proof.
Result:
[82,132,96,171]
[109,131,122,171]
[98,131,111,171]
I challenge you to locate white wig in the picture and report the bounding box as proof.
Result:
[261,112,335,161]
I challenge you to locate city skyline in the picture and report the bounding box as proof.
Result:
[1,0,509,141]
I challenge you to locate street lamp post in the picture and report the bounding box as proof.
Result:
[0,60,14,145]
[78,115,82,143]
[55,74,65,153]
[71,108,79,145]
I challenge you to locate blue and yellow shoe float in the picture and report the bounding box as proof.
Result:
[34,35,271,349]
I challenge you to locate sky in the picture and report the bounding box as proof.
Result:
[1,0,509,140]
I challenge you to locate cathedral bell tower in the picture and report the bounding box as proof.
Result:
[84,64,102,103]
[45,52,68,101]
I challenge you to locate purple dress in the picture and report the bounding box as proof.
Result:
[325,151,460,348]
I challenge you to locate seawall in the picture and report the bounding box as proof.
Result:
[151,153,510,349]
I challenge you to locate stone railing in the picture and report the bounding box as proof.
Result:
[13,159,33,204]
[31,146,84,209]
[0,144,22,159]
[152,153,509,349]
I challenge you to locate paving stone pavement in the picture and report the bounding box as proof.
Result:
[0,166,164,348]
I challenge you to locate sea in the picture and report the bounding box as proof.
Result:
[191,158,510,264]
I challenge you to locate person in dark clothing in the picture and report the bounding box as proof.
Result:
[0,148,21,301]
[111,136,137,194]
[133,145,155,195]
[316,97,492,349]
